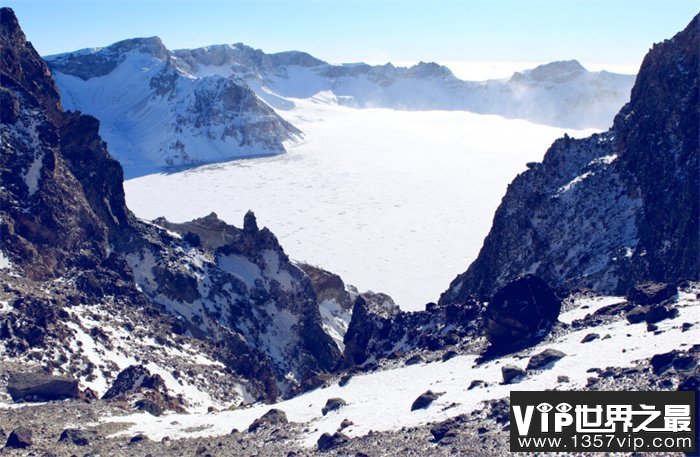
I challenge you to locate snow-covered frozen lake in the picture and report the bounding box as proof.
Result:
[125,96,597,310]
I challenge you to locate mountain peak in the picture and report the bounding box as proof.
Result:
[107,36,168,58]
[408,61,456,79]
[526,59,587,82]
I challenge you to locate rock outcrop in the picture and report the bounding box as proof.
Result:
[7,372,80,402]
[441,14,699,303]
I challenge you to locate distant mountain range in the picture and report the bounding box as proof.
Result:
[45,39,634,169]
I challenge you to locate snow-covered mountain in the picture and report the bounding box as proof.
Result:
[45,37,300,171]
[44,38,634,174]
[173,42,635,129]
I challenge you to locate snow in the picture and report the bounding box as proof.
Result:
[98,290,700,445]
[125,98,597,310]
[557,295,626,324]
[0,250,12,270]
[318,299,352,351]
[23,153,43,196]
[62,305,226,410]
[216,253,261,287]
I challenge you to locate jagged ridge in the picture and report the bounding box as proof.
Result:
[440,14,699,303]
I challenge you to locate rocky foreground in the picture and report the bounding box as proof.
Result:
[0,281,697,456]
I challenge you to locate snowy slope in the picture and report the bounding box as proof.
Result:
[175,43,635,129]
[98,287,700,446]
[45,38,300,172]
[125,96,597,311]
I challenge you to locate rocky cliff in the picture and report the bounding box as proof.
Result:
[0,7,338,407]
[441,14,699,303]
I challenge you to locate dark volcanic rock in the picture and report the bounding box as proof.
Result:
[58,428,93,446]
[502,365,526,384]
[317,432,349,451]
[102,365,167,400]
[440,15,699,301]
[129,434,148,444]
[483,275,561,348]
[248,409,288,433]
[135,398,164,416]
[322,398,347,416]
[5,427,32,449]
[626,306,650,324]
[650,350,679,375]
[627,283,677,305]
[526,349,566,370]
[430,417,462,443]
[411,390,441,411]
[581,333,599,343]
[317,431,349,451]
[7,372,80,402]
[644,305,679,324]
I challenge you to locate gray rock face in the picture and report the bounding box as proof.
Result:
[7,372,80,402]
[441,14,699,302]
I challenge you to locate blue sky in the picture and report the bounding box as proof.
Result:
[4,1,698,76]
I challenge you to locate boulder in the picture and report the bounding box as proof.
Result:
[317,432,349,451]
[650,350,678,375]
[410,390,440,411]
[129,434,148,444]
[102,365,166,400]
[322,398,346,416]
[135,398,164,416]
[502,365,526,384]
[468,380,484,390]
[7,372,80,402]
[430,416,464,443]
[405,354,424,366]
[248,409,288,433]
[339,419,353,430]
[5,427,32,449]
[644,305,679,324]
[581,333,599,343]
[58,428,93,446]
[526,349,566,370]
[626,306,650,323]
[484,275,561,348]
[627,283,677,305]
